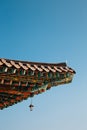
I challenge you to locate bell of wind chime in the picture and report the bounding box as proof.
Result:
[29,98,34,111]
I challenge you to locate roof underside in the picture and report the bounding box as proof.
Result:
[0,58,75,109]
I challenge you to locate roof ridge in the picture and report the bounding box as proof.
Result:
[0,58,67,66]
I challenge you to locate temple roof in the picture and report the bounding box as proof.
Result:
[0,58,76,109]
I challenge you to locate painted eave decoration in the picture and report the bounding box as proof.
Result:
[0,58,76,110]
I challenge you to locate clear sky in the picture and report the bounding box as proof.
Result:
[0,0,87,130]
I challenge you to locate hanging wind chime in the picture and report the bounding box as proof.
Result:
[29,98,34,111]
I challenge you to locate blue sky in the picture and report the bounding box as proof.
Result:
[0,0,87,130]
